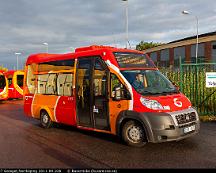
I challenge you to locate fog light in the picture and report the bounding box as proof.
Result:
[161,136,167,140]
[165,125,175,130]
[158,136,168,140]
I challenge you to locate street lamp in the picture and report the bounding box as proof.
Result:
[15,52,21,70]
[43,42,49,53]
[122,0,128,48]
[182,10,199,64]
[69,46,75,52]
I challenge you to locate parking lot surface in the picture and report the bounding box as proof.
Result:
[0,100,216,168]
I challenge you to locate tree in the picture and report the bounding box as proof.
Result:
[0,65,8,72]
[136,41,162,51]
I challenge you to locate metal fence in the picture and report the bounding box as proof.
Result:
[161,61,216,116]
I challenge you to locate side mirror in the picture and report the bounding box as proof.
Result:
[172,82,180,91]
[112,86,131,101]
[113,86,121,101]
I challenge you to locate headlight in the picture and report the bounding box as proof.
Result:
[140,97,164,110]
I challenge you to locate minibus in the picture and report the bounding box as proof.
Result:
[0,70,24,100]
[5,70,24,99]
[23,45,200,147]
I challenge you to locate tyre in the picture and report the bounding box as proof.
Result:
[40,111,53,128]
[122,120,147,147]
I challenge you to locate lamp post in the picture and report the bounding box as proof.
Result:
[122,0,128,48]
[182,10,199,64]
[43,42,49,53]
[15,52,21,70]
[69,46,75,52]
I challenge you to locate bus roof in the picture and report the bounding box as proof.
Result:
[26,45,147,66]
[4,70,24,75]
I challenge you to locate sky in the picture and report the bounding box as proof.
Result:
[0,0,216,69]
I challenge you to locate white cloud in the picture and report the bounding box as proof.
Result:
[0,0,216,69]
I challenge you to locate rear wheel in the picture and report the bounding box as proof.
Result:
[40,111,53,128]
[122,120,147,147]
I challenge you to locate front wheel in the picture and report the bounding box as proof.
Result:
[122,120,147,147]
[40,111,53,128]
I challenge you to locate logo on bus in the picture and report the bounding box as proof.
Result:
[173,98,182,107]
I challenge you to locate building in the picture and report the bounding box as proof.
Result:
[145,31,216,68]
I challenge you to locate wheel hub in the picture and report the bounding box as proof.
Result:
[128,126,143,142]
[42,114,49,124]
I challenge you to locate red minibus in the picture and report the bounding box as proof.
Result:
[0,70,24,100]
[23,45,200,147]
[5,70,24,99]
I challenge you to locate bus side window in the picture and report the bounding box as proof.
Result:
[46,74,57,95]
[17,75,24,87]
[110,73,131,100]
[57,73,73,96]
[93,59,107,97]
[26,64,36,94]
[37,74,49,94]
[0,75,6,89]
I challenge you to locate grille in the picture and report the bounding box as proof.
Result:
[175,112,197,125]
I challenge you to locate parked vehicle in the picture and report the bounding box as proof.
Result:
[5,70,24,99]
[0,70,8,100]
[23,45,200,147]
[0,70,24,100]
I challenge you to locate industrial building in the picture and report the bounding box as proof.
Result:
[144,31,216,68]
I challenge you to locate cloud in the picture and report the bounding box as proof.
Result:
[0,0,215,69]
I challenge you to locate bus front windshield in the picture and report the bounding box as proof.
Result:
[121,70,179,96]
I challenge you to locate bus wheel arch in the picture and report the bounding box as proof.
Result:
[117,115,148,147]
[40,109,53,129]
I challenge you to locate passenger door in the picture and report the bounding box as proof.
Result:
[92,58,110,130]
[76,57,110,130]
[76,58,93,127]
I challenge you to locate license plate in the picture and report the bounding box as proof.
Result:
[183,125,195,134]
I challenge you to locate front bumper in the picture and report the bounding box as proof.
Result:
[142,107,200,143]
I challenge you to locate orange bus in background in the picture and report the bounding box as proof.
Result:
[23,45,199,147]
[0,70,24,100]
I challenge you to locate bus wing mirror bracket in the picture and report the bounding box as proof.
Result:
[172,82,180,91]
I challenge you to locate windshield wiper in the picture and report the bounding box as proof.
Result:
[140,91,164,95]
[160,90,179,94]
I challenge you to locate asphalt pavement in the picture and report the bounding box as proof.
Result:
[0,99,216,169]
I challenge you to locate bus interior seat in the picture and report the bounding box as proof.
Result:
[38,81,46,94]
[46,74,56,95]
[57,74,66,96]
[64,74,72,96]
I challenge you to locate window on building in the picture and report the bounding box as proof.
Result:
[160,49,169,67]
[212,41,216,62]
[150,52,157,63]
[174,46,185,67]
[191,43,205,63]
